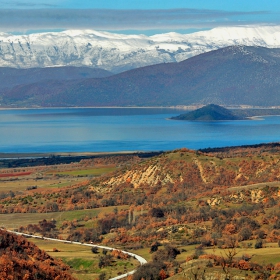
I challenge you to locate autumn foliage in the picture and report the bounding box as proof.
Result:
[0,229,75,280]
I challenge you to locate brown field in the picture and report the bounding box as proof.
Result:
[0,172,32,177]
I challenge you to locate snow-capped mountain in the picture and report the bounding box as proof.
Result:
[1,26,280,72]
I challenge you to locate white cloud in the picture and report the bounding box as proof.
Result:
[0,8,272,33]
[0,1,57,8]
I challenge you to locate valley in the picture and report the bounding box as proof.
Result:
[2,144,280,279]
[2,2,280,279]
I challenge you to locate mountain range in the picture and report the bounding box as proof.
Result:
[2,45,280,107]
[1,26,280,73]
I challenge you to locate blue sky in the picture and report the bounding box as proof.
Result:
[0,0,279,34]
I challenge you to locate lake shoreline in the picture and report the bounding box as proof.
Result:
[1,105,280,111]
[0,150,161,159]
[2,107,280,155]
[0,151,164,168]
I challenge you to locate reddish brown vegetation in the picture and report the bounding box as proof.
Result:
[0,229,75,279]
[0,171,32,177]
[2,145,280,279]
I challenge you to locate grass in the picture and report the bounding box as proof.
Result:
[132,247,152,262]
[202,243,280,264]
[0,205,129,229]
[0,163,117,194]
[170,265,255,280]
[0,177,84,192]
[48,167,116,177]
[168,243,280,279]
[30,238,138,280]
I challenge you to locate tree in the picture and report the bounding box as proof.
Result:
[159,269,167,280]
[238,227,252,241]
[99,272,106,280]
[152,245,180,262]
[220,238,238,280]
[149,207,164,218]
[150,241,161,253]
[133,261,166,280]
[255,239,263,249]
[91,246,99,254]
[189,263,207,280]
[193,247,205,259]
[98,255,113,268]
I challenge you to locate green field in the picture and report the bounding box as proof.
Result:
[0,176,84,192]
[48,167,116,176]
[30,238,138,280]
[0,205,129,229]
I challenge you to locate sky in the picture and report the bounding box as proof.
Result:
[0,0,279,35]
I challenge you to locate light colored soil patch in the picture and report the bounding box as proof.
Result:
[228,181,280,192]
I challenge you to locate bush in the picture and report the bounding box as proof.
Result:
[133,261,166,280]
[99,272,106,280]
[149,207,164,218]
[238,227,252,241]
[150,241,161,253]
[91,246,99,254]
[255,239,263,249]
[152,245,180,262]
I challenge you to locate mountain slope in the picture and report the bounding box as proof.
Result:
[1,26,280,72]
[0,66,112,91]
[2,46,280,107]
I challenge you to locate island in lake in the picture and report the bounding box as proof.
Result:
[171,104,280,121]
[171,104,244,121]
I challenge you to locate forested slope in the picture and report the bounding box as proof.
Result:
[0,229,75,279]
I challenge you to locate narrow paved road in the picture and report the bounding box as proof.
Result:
[7,230,147,280]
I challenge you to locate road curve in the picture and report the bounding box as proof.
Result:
[6,230,147,279]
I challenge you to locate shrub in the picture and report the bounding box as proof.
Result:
[238,227,252,241]
[255,239,263,249]
[149,208,164,218]
[91,246,99,254]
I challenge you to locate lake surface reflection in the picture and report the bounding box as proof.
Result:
[0,108,280,153]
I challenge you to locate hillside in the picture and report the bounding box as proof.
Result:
[0,66,112,92]
[2,46,280,107]
[172,104,243,120]
[2,145,280,278]
[0,229,75,279]
[2,143,280,214]
[0,26,280,72]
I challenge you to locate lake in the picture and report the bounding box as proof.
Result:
[0,107,280,153]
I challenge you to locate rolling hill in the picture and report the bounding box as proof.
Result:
[2,145,280,278]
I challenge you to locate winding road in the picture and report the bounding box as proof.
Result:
[7,230,147,280]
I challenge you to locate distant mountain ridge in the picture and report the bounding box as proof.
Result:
[1,26,280,72]
[2,45,280,108]
[0,66,112,91]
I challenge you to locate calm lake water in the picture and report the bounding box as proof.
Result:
[0,107,280,153]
